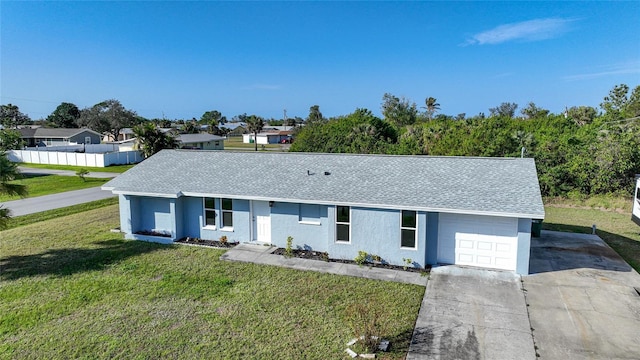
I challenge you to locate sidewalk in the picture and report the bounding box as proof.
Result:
[220,243,428,286]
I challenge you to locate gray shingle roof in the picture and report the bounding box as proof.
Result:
[19,128,100,138]
[103,150,545,219]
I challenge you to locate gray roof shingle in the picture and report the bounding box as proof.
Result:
[103,150,545,219]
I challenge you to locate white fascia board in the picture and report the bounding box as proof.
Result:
[111,190,179,198]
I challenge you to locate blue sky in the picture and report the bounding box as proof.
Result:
[1,1,639,121]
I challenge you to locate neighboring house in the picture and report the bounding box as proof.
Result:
[176,134,225,150]
[103,127,179,142]
[103,150,545,274]
[19,128,102,147]
[243,131,293,144]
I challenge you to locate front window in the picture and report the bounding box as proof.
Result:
[221,198,233,228]
[299,204,321,224]
[204,198,216,227]
[401,210,417,249]
[336,206,350,243]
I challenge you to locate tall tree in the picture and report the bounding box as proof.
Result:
[132,123,179,158]
[566,106,597,126]
[489,102,518,118]
[78,99,138,141]
[601,84,640,119]
[307,105,323,123]
[381,93,417,127]
[47,102,80,128]
[0,151,28,229]
[423,97,441,120]
[0,130,24,151]
[521,102,549,119]
[0,104,31,129]
[245,115,265,151]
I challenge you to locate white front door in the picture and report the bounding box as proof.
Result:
[253,201,271,243]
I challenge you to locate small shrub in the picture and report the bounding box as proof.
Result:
[76,168,89,181]
[371,254,382,263]
[285,236,294,258]
[344,302,386,354]
[320,252,329,262]
[354,251,369,266]
[402,257,412,271]
[219,235,228,245]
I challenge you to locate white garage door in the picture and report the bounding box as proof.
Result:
[438,213,518,271]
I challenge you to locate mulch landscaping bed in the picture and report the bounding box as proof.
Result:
[272,248,431,274]
[175,237,239,248]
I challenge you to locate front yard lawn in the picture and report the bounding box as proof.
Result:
[0,205,424,359]
[0,174,110,201]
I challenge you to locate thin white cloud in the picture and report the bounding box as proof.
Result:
[242,84,282,90]
[563,61,640,81]
[464,18,576,46]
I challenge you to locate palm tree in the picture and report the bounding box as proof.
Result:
[245,115,265,151]
[132,123,179,158]
[423,97,441,120]
[0,151,27,229]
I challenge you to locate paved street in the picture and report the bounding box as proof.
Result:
[2,187,116,216]
[18,166,119,178]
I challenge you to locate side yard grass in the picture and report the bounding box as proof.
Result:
[543,205,640,272]
[0,205,424,359]
[0,174,110,201]
[19,163,134,173]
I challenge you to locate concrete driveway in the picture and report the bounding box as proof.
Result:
[524,230,640,359]
[407,266,536,360]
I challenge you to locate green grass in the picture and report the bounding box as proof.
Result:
[543,205,640,272]
[0,174,110,201]
[0,206,424,359]
[3,197,118,231]
[19,163,134,173]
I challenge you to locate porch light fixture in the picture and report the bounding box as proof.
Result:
[269,201,274,207]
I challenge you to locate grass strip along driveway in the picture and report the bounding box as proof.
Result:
[0,205,424,359]
[19,163,134,173]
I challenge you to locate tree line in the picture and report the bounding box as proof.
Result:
[291,84,640,198]
[1,84,639,197]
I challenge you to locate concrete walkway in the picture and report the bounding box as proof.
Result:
[18,166,119,178]
[220,243,428,286]
[2,187,116,216]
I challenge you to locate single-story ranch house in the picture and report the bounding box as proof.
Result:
[176,133,225,150]
[19,128,102,147]
[103,150,544,274]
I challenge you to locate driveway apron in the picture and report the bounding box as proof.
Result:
[407,266,536,360]
[524,230,640,359]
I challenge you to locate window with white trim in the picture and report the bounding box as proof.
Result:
[204,198,216,227]
[299,204,321,224]
[336,206,350,243]
[400,210,417,249]
[221,198,233,228]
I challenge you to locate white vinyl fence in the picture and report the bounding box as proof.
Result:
[8,149,143,167]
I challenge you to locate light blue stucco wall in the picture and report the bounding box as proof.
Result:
[181,197,250,243]
[425,212,439,265]
[269,202,329,251]
[516,218,532,275]
[325,207,428,268]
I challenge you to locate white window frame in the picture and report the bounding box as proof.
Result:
[203,197,217,229]
[85,136,92,144]
[335,206,351,244]
[299,204,321,225]
[400,210,418,250]
[221,198,233,231]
